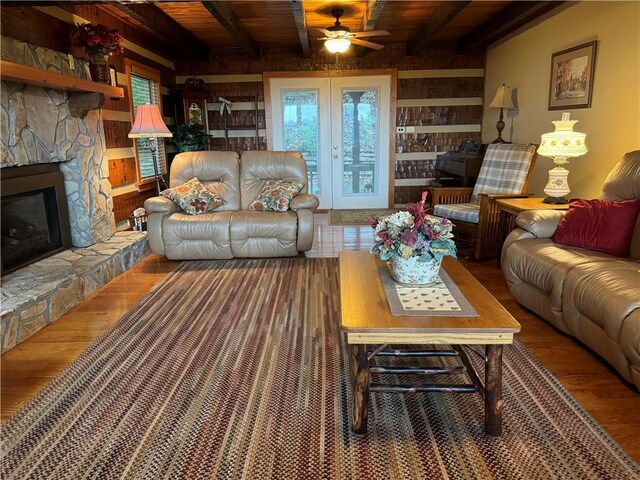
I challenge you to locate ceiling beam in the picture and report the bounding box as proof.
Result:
[290,0,311,59]
[360,0,386,31]
[407,1,470,56]
[356,0,386,57]
[458,1,563,53]
[201,1,260,59]
[112,2,209,61]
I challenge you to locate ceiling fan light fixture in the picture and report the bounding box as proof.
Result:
[325,37,351,53]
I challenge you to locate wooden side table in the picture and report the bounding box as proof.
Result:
[496,198,569,267]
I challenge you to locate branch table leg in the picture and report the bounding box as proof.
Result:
[350,344,370,434]
[485,344,504,436]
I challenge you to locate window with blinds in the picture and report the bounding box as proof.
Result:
[130,71,167,182]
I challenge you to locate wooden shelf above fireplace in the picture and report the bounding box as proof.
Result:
[1,60,124,117]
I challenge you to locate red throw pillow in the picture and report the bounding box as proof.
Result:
[553,198,640,256]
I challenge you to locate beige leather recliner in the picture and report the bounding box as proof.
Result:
[144,150,319,260]
[502,150,640,388]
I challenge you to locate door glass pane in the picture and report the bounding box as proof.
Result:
[342,89,378,195]
[281,90,320,195]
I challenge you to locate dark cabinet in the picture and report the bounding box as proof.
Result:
[434,151,484,187]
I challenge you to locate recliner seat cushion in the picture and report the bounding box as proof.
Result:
[230,211,298,257]
[433,203,479,224]
[162,211,233,259]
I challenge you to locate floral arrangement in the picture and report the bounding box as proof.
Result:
[72,23,124,56]
[371,191,457,262]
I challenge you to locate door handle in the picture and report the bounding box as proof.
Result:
[333,154,338,159]
[333,145,338,150]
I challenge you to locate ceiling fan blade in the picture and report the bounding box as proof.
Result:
[313,28,333,36]
[350,30,391,38]
[350,38,385,50]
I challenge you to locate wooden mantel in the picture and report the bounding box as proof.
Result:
[0,60,124,117]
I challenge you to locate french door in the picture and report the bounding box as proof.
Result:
[267,73,392,209]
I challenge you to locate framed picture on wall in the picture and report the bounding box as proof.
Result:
[548,41,597,110]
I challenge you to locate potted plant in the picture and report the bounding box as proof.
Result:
[370,191,457,285]
[171,124,210,152]
[71,23,124,84]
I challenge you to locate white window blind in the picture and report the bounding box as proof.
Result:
[130,73,167,180]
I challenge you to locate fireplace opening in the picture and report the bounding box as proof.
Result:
[1,164,72,276]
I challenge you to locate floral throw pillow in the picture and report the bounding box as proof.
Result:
[248,179,304,212]
[161,177,225,215]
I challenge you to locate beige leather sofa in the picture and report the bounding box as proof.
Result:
[144,150,319,259]
[502,150,640,388]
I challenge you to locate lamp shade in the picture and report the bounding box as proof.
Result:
[128,104,172,138]
[538,112,587,159]
[488,84,515,109]
[325,38,351,53]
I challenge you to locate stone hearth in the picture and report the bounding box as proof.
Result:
[0,231,150,353]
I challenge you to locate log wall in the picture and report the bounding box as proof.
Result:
[176,44,485,207]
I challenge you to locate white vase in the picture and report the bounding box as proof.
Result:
[387,255,442,285]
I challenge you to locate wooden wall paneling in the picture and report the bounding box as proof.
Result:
[104,120,134,149]
[111,189,156,224]
[0,6,72,54]
[108,158,138,188]
[397,105,483,126]
[398,77,485,99]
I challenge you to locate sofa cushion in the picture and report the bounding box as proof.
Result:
[552,199,640,256]
[230,211,298,257]
[161,177,225,215]
[162,211,233,259]
[170,151,240,211]
[502,238,616,314]
[240,151,308,210]
[248,179,304,212]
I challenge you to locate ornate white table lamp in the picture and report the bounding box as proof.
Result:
[537,112,588,204]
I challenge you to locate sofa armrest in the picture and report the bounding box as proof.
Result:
[144,196,179,215]
[515,209,567,238]
[290,193,319,211]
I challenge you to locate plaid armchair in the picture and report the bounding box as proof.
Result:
[431,143,537,259]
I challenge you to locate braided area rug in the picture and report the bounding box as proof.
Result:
[1,258,638,479]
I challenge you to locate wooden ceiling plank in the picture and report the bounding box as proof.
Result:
[356,0,386,57]
[112,2,209,61]
[200,1,260,59]
[291,0,311,59]
[407,1,471,56]
[458,1,559,53]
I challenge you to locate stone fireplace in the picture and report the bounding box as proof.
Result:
[1,35,115,246]
[1,37,150,352]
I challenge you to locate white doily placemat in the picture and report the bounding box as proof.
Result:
[378,263,479,317]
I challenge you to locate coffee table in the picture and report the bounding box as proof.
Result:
[339,251,521,436]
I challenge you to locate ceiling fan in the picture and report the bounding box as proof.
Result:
[315,8,390,53]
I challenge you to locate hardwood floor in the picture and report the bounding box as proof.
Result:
[2,213,639,463]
